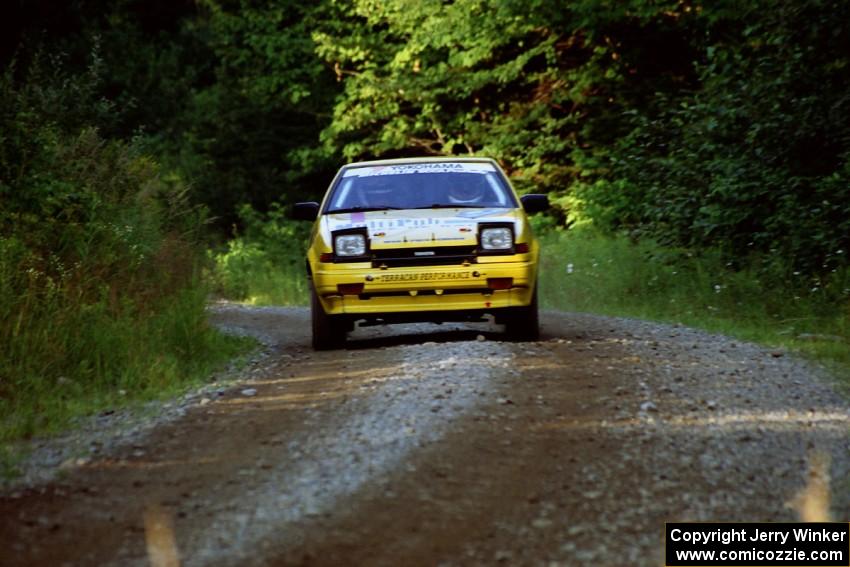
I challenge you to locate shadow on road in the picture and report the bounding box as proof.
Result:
[344,321,503,350]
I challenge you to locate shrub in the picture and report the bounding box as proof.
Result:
[0,50,248,443]
[210,204,311,305]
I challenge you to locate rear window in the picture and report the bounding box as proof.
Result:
[325,162,517,212]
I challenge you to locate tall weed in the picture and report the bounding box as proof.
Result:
[210,204,309,305]
[0,55,251,446]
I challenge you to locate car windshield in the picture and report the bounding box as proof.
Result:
[325,162,517,213]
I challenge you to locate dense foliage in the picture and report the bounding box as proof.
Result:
[7,0,847,278]
[0,47,247,440]
[581,0,850,277]
[211,203,310,304]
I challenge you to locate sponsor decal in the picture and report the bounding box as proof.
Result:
[456,208,506,219]
[378,272,471,282]
[342,162,496,178]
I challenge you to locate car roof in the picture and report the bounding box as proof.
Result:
[342,156,500,169]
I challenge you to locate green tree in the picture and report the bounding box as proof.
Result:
[311,0,699,213]
[584,0,850,274]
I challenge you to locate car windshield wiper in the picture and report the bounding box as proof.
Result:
[326,206,403,214]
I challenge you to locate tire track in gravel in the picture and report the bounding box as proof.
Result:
[183,340,518,567]
[262,312,850,566]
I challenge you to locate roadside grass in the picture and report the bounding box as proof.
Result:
[209,204,309,306]
[0,285,255,452]
[539,227,850,372]
[0,65,259,476]
[232,265,308,306]
[210,240,308,306]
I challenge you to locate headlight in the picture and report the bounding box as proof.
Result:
[480,227,513,250]
[335,233,367,256]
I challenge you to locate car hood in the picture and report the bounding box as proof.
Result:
[323,208,522,249]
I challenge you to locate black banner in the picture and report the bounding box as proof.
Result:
[666,523,850,566]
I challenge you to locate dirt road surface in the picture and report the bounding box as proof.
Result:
[2,305,850,566]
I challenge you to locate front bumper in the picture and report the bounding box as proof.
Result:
[312,259,536,316]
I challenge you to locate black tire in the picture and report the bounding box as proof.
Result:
[504,285,540,341]
[311,288,346,350]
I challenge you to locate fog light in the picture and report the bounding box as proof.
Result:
[337,283,364,295]
[487,277,513,290]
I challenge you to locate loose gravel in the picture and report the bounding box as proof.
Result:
[2,306,849,567]
[183,340,516,567]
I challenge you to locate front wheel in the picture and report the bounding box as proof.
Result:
[504,286,540,341]
[311,288,346,350]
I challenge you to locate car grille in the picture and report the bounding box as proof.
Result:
[371,245,476,268]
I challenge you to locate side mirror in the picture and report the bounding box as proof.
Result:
[520,194,549,214]
[292,202,320,221]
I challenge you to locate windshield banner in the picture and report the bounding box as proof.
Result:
[342,162,496,178]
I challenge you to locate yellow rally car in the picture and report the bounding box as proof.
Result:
[293,157,548,349]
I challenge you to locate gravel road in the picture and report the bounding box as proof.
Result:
[2,305,849,566]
